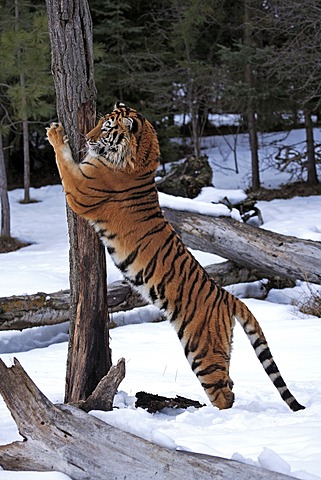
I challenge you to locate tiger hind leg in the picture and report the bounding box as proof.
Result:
[190,351,234,409]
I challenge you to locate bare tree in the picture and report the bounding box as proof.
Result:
[14,0,31,204]
[0,132,10,238]
[244,0,260,190]
[262,0,321,184]
[45,0,111,402]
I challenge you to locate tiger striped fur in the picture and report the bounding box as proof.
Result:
[47,102,305,412]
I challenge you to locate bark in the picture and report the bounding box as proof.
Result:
[135,391,205,413]
[2,205,316,332]
[45,0,111,403]
[0,290,70,331]
[163,207,321,285]
[0,263,280,332]
[0,358,294,480]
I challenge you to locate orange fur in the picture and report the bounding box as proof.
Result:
[47,102,304,411]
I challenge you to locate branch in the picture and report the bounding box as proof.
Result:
[72,357,126,412]
[0,358,295,480]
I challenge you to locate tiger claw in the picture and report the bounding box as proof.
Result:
[46,122,68,147]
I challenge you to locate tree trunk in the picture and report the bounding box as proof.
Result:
[163,207,321,284]
[0,132,11,237]
[244,0,260,191]
[304,109,318,185]
[15,0,31,204]
[22,118,30,203]
[247,108,260,190]
[0,358,295,480]
[45,0,111,403]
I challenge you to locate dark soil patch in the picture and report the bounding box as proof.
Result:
[248,181,321,201]
[0,237,31,254]
[18,198,41,205]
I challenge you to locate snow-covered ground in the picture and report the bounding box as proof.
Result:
[0,128,321,479]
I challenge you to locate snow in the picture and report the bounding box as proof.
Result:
[158,191,242,220]
[200,128,321,190]
[0,127,321,479]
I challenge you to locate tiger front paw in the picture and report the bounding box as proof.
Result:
[46,122,69,149]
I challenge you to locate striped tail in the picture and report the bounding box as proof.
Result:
[236,312,305,412]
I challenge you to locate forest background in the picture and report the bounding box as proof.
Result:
[1,0,321,242]
[0,2,321,476]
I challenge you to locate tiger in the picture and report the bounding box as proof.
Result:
[46,101,305,412]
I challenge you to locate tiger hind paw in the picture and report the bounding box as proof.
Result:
[214,386,235,410]
[207,377,235,410]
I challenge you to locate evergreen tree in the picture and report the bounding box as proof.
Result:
[218,0,286,190]
[169,0,220,158]
[0,0,54,201]
[91,0,180,164]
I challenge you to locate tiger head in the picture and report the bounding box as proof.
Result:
[85,102,160,173]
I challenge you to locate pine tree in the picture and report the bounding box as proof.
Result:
[0,0,54,202]
[91,0,180,164]
[91,0,146,109]
[169,0,219,158]
[217,0,285,190]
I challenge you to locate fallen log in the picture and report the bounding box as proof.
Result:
[0,263,291,331]
[163,207,321,285]
[0,280,145,331]
[0,358,295,480]
[0,289,71,330]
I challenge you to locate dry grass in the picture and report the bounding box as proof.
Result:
[297,285,321,318]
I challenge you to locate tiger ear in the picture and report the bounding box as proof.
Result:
[123,117,134,130]
[114,101,126,110]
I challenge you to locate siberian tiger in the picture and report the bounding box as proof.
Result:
[47,102,305,412]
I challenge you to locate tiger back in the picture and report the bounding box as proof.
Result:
[47,102,305,412]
